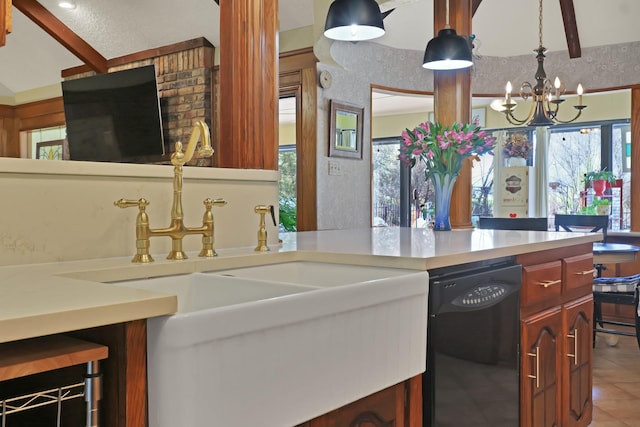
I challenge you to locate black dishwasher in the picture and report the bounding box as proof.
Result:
[423,258,522,427]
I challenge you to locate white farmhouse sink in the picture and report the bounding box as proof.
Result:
[112,263,429,427]
[112,272,314,313]
[209,261,419,287]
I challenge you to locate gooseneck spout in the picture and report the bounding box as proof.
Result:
[114,120,227,263]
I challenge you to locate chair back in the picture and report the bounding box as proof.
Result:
[554,214,608,241]
[477,217,548,231]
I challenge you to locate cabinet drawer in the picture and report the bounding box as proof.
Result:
[522,261,562,306]
[563,253,596,293]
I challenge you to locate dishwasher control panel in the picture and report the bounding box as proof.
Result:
[451,283,508,308]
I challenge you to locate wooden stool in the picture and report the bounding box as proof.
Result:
[0,335,108,426]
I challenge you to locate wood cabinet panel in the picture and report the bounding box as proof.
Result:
[519,246,594,427]
[522,261,562,307]
[301,381,407,427]
[563,253,596,294]
[521,306,563,427]
[562,295,593,427]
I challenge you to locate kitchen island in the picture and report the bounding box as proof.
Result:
[0,227,600,426]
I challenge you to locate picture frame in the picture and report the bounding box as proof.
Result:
[36,139,67,160]
[329,100,363,159]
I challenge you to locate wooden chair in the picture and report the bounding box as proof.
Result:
[554,214,609,242]
[477,217,548,231]
[592,275,640,350]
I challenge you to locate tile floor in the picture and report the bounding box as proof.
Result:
[590,334,640,426]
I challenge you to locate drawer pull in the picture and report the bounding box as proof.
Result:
[538,279,561,288]
[527,348,540,388]
[575,268,597,276]
[567,329,578,366]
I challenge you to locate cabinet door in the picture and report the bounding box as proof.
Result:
[562,295,593,427]
[304,382,405,427]
[521,306,563,427]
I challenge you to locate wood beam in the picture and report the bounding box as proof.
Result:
[559,0,581,58]
[12,0,107,73]
[434,0,473,229]
[218,0,279,169]
[471,0,482,16]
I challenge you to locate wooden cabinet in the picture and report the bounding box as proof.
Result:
[518,242,594,427]
[298,376,421,427]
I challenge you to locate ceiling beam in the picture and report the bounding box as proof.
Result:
[471,0,482,16]
[559,0,581,58]
[12,0,108,73]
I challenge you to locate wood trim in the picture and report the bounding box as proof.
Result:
[124,321,147,427]
[406,374,423,426]
[298,67,318,231]
[631,86,640,231]
[62,37,215,77]
[0,0,6,47]
[471,0,482,16]
[559,0,581,59]
[15,97,65,131]
[5,0,10,33]
[280,47,317,73]
[13,0,107,73]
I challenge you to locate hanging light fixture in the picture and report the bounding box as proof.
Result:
[324,0,385,42]
[500,0,587,126]
[422,0,473,70]
[58,0,77,9]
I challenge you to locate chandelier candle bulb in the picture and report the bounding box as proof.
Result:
[577,84,584,105]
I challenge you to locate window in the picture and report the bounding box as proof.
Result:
[27,126,67,160]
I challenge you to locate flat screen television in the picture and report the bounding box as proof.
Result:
[62,65,166,163]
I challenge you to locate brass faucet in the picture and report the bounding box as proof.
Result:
[114,120,227,263]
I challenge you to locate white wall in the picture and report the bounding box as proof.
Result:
[314,40,640,231]
[0,158,279,266]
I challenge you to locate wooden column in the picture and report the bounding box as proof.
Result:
[433,0,473,229]
[631,85,640,231]
[218,0,279,170]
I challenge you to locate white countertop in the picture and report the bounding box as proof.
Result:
[0,227,600,344]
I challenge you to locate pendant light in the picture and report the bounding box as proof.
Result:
[324,0,385,42]
[422,0,473,70]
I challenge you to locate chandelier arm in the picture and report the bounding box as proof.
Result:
[543,96,558,120]
[505,99,538,126]
[548,108,585,124]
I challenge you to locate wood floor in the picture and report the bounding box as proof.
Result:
[590,333,640,426]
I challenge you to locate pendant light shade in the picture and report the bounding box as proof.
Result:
[422,28,473,70]
[324,0,385,42]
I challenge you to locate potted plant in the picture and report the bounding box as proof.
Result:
[584,169,616,196]
[581,197,611,215]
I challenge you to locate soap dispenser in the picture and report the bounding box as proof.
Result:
[254,205,276,252]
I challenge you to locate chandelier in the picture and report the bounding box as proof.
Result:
[500,0,587,126]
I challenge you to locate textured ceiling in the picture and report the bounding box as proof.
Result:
[1,0,640,99]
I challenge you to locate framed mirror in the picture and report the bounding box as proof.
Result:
[329,100,363,159]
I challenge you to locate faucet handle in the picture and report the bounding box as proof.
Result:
[114,198,149,210]
[199,198,227,258]
[114,198,153,263]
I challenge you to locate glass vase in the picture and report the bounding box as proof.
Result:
[431,172,458,231]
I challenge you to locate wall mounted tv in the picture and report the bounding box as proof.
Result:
[62,65,166,163]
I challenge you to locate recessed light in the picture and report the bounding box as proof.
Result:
[58,1,76,9]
